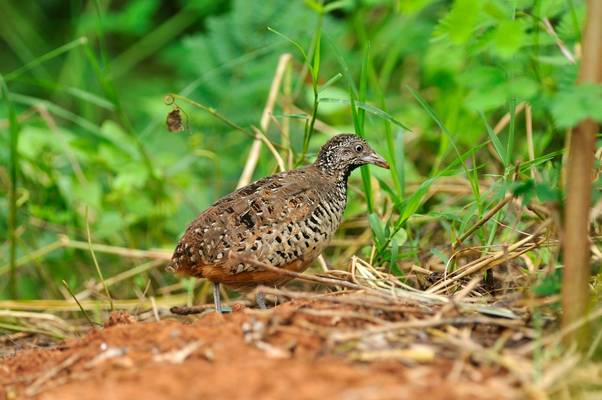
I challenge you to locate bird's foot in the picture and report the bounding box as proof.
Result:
[256,290,267,310]
[213,282,223,314]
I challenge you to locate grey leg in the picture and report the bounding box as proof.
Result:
[213,282,222,313]
[256,290,267,310]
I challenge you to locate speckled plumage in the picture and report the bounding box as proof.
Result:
[168,134,389,307]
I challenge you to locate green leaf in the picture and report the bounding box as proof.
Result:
[304,0,324,13]
[492,20,526,58]
[389,238,402,276]
[323,0,351,14]
[511,179,536,205]
[479,111,508,166]
[389,227,408,248]
[535,183,561,203]
[73,181,103,211]
[399,0,437,14]
[434,0,482,44]
[113,167,149,193]
[312,32,321,82]
[533,269,562,296]
[506,77,537,99]
[368,213,385,245]
[538,0,566,18]
[398,177,433,223]
[551,84,602,128]
[95,211,128,238]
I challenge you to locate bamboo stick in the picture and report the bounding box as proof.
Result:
[561,0,602,348]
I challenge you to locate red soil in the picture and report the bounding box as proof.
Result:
[0,301,519,400]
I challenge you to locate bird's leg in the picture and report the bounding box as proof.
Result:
[255,290,267,310]
[213,282,222,313]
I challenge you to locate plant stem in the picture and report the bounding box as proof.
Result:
[561,0,602,348]
[1,75,20,298]
[85,207,114,311]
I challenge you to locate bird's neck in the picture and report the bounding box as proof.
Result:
[315,163,355,193]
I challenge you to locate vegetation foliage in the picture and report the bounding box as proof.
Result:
[0,0,600,334]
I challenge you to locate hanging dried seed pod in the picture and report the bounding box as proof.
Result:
[166,107,184,132]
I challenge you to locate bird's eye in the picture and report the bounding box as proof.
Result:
[354,144,364,153]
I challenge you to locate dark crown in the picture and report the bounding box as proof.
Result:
[315,134,366,166]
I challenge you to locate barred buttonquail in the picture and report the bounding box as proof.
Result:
[168,134,389,312]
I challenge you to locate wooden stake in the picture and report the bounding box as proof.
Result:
[561,0,602,347]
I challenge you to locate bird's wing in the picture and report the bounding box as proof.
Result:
[168,167,332,275]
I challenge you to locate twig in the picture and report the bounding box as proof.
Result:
[61,280,99,329]
[254,286,424,313]
[239,256,362,290]
[281,62,293,168]
[150,296,160,321]
[455,195,514,246]
[75,259,165,300]
[237,53,292,188]
[295,308,389,324]
[24,354,80,396]
[165,94,251,138]
[542,18,576,64]
[153,341,203,364]
[85,207,114,311]
[170,304,213,315]
[0,240,64,276]
[316,254,329,272]
[428,220,551,293]
[330,315,522,342]
[525,104,536,180]
[0,295,188,312]
[60,237,171,260]
[251,126,286,172]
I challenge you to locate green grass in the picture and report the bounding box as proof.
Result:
[0,2,600,361]
[1,5,602,394]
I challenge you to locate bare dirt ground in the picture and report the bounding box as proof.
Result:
[0,295,524,400]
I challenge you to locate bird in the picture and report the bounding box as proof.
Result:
[167,133,389,312]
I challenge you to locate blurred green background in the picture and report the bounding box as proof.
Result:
[1,0,600,301]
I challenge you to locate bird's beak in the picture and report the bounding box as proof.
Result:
[362,152,390,169]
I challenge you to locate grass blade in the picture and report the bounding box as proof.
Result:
[85,207,114,311]
[368,213,385,245]
[319,98,411,130]
[507,96,517,167]
[4,37,88,82]
[405,85,480,204]
[10,93,103,136]
[267,26,308,61]
[357,44,373,212]
[318,72,343,94]
[479,110,508,166]
[328,37,359,99]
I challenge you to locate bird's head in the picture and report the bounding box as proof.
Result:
[314,134,389,179]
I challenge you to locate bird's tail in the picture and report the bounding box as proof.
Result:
[166,242,187,273]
